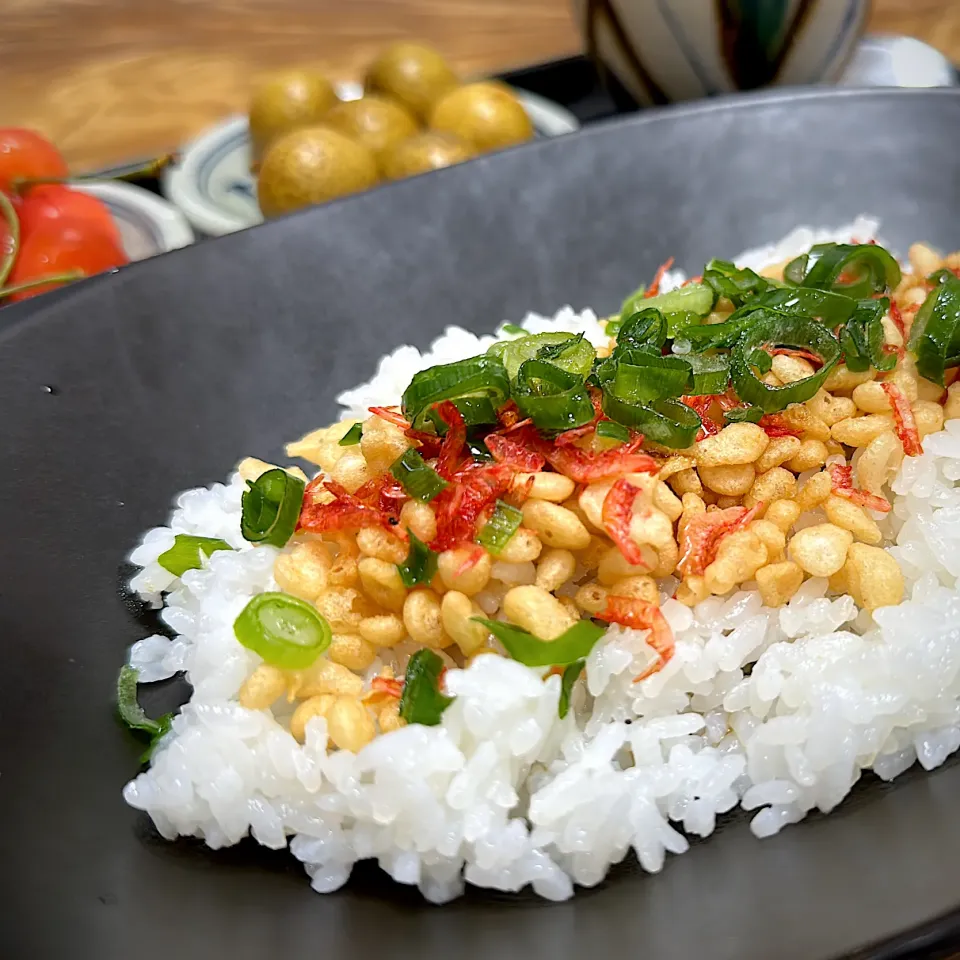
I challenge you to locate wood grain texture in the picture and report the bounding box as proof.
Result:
[0,0,956,171]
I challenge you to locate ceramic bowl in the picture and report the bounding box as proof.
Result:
[570,0,870,104]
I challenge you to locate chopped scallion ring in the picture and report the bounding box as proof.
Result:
[157,534,231,577]
[390,448,449,502]
[241,468,305,547]
[234,592,332,670]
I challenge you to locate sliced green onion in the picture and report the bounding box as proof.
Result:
[402,356,510,429]
[595,420,630,443]
[730,315,841,412]
[513,358,595,431]
[399,648,453,726]
[928,268,956,287]
[241,468,306,547]
[606,348,693,403]
[338,422,363,446]
[679,310,764,350]
[535,332,596,378]
[616,308,668,351]
[839,298,895,373]
[619,282,646,319]
[477,500,523,553]
[157,534,231,576]
[724,404,763,424]
[703,259,770,306]
[473,617,606,666]
[116,664,174,761]
[600,392,701,448]
[663,310,702,338]
[908,272,960,385]
[686,353,730,396]
[234,592,331,670]
[426,396,498,432]
[558,659,585,719]
[746,348,773,374]
[397,530,439,588]
[604,316,623,338]
[390,448,449,502]
[785,242,901,298]
[488,332,586,380]
[640,281,716,318]
[740,286,858,327]
[501,323,526,336]
[467,438,494,462]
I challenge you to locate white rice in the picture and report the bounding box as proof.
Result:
[124,215,960,903]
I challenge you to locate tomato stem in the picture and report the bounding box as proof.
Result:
[0,190,21,288]
[11,153,179,194]
[0,269,85,300]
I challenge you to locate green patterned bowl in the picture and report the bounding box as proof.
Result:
[571,0,870,104]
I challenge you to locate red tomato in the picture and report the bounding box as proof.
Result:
[6,216,128,302]
[0,190,18,274]
[18,185,120,246]
[0,129,68,193]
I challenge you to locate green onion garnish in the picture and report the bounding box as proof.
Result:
[703,259,770,307]
[116,664,174,761]
[390,448,449,502]
[397,530,439,588]
[402,356,510,429]
[338,422,363,446]
[724,404,764,424]
[595,420,630,443]
[157,534,231,576]
[398,649,453,726]
[234,592,332,670]
[558,659,585,719]
[616,308,668,352]
[909,272,960,385]
[472,617,606,666]
[513,358,596,431]
[477,500,523,553]
[489,331,593,380]
[600,392,701,449]
[241,468,305,548]
[785,242,901,298]
[839,298,896,374]
[607,348,693,403]
[687,353,730,395]
[501,323,526,336]
[640,281,716,319]
[535,333,596,378]
[730,315,840,413]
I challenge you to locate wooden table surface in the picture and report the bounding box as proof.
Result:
[1,0,959,170]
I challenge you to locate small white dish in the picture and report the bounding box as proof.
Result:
[75,181,194,261]
[163,83,580,237]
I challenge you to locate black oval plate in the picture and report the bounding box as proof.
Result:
[3,88,960,960]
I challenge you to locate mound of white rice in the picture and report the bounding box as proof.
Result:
[123,215,960,903]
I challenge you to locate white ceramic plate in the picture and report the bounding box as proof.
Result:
[76,181,194,260]
[163,82,580,236]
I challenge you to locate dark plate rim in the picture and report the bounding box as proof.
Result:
[6,84,960,960]
[6,85,960,346]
